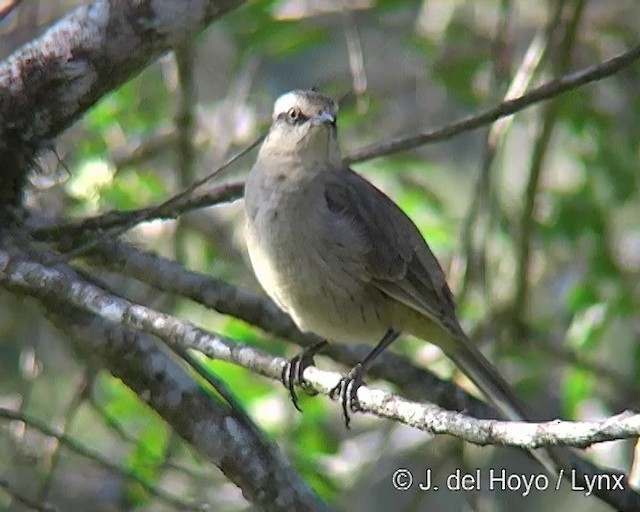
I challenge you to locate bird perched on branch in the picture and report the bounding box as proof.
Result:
[244,89,557,471]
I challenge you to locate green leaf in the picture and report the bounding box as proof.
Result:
[565,281,598,312]
[561,368,592,417]
[565,303,609,351]
[192,356,273,405]
[100,169,167,209]
[95,373,149,426]
[124,421,170,507]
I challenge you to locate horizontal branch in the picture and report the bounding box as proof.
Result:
[354,383,639,450]
[345,42,640,163]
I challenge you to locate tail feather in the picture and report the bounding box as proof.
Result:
[444,337,529,422]
[443,334,565,475]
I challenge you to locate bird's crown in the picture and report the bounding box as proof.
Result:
[272,90,338,122]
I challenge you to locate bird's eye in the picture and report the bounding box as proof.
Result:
[276,107,307,125]
[287,107,300,123]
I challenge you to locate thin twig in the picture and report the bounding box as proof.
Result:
[28,182,244,241]
[173,41,197,264]
[529,336,640,399]
[112,128,177,172]
[512,0,587,328]
[342,8,368,112]
[0,478,56,512]
[345,41,640,163]
[28,39,640,248]
[467,306,640,399]
[54,135,262,261]
[455,1,564,306]
[37,374,89,502]
[454,0,515,304]
[86,389,210,482]
[0,408,203,510]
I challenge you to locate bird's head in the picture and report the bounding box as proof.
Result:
[260,90,341,165]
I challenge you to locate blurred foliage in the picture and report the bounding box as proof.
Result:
[1,0,640,511]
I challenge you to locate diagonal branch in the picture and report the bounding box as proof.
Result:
[345,42,640,163]
[24,43,640,245]
[4,249,640,449]
[0,247,327,512]
[0,0,247,209]
[85,238,496,416]
[512,0,587,328]
[28,182,245,241]
[0,407,203,510]
[2,247,640,511]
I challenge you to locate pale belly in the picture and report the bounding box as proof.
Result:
[245,213,390,344]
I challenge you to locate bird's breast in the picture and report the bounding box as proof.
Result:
[244,174,389,343]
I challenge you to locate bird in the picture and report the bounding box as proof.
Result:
[243,89,558,471]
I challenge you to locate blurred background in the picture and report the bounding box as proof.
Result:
[1,0,640,510]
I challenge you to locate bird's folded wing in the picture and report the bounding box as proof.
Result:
[322,167,458,329]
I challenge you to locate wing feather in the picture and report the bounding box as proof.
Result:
[323,168,457,327]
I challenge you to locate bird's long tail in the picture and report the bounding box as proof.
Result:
[442,332,566,475]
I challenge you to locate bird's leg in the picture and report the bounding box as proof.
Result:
[330,329,400,428]
[282,339,329,412]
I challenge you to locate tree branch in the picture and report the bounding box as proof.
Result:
[23,42,640,248]
[11,252,640,447]
[454,5,562,304]
[28,182,244,241]
[0,0,247,209]
[3,246,640,510]
[0,407,202,510]
[85,237,640,418]
[37,374,88,504]
[512,0,586,328]
[0,477,54,512]
[84,238,496,416]
[344,42,640,163]
[0,247,327,512]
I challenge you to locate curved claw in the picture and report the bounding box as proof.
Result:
[281,356,303,412]
[329,363,365,429]
[281,340,329,412]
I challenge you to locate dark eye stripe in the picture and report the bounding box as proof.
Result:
[276,110,309,125]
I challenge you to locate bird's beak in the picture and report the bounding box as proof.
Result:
[310,111,335,126]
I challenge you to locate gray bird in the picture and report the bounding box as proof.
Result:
[245,89,522,417]
[244,90,561,473]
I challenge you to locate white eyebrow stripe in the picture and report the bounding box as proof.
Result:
[273,92,299,118]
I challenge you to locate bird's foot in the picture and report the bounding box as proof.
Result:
[330,362,365,429]
[281,340,329,412]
